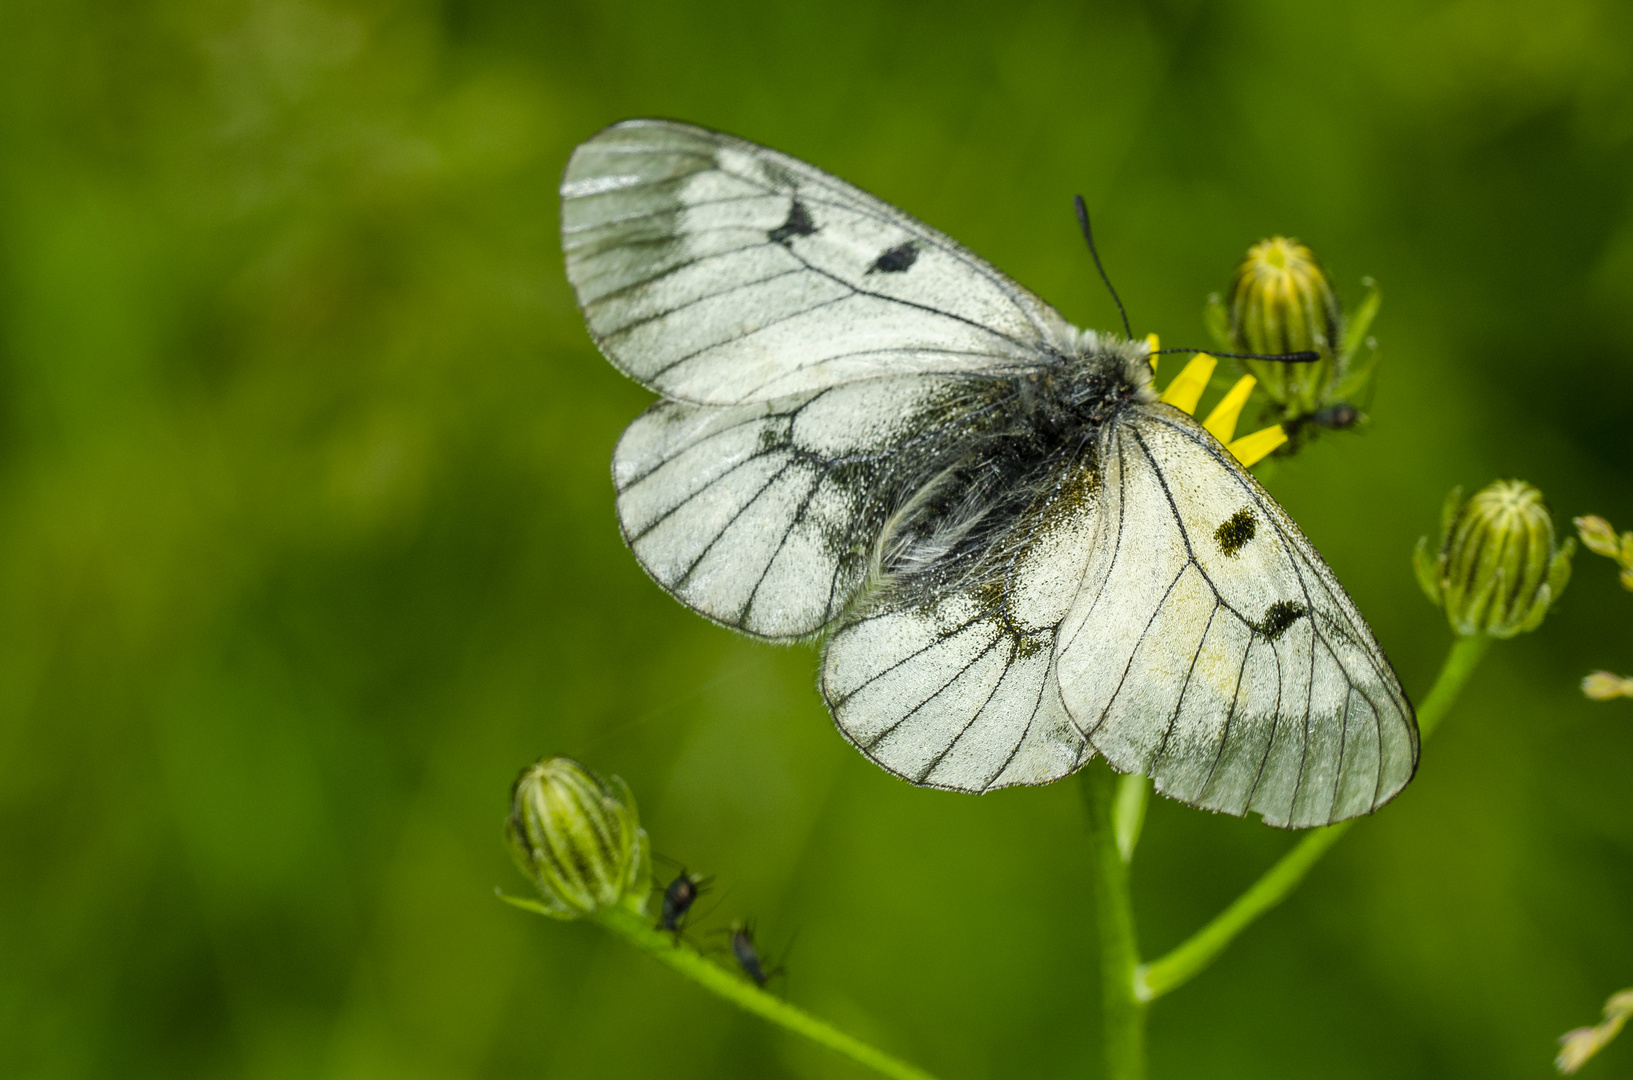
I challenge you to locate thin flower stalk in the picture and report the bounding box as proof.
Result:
[1134,634,1492,1001]
[502,894,943,1080]
[1083,762,1146,1080]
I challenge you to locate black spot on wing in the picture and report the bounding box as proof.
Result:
[1102,420,1411,824]
[1252,600,1307,642]
[768,199,818,244]
[1215,508,1255,556]
[868,242,919,274]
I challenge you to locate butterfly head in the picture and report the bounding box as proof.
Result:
[1045,324,1158,418]
[1118,335,1159,404]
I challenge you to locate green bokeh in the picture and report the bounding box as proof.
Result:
[3,1,1632,1077]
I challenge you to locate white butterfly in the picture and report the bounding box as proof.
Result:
[562,119,1417,828]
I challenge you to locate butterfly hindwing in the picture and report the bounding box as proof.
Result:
[819,445,1103,791]
[563,120,1070,405]
[1053,404,1417,828]
[821,601,1086,792]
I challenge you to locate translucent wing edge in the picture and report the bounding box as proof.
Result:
[567,118,1064,336]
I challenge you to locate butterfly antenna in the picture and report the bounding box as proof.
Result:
[1152,346,1323,364]
[1073,195,1133,341]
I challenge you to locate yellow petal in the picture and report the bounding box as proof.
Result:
[1202,375,1256,444]
[1227,424,1287,467]
[1158,353,1216,415]
[1145,333,1160,375]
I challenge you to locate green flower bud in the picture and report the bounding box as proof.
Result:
[1557,988,1633,1074]
[1574,515,1623,560]
[1226,237,1341,416]
[505,756,650,920]
[1574,515,1633,592]
[1414,480,1575,638]
[1582,671,1633,701]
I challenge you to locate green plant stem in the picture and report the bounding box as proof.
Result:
[1134,820,1352,1002]
[1083,761,1146,1080]
[1114,773,1150,864]
[1135,633,1493,1002]
[1414,634,1492,741]
[503,895,942,1080]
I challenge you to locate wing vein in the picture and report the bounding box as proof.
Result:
[643,292,859,383]
[1151,600,1219,773]
[617,409,788,491]
[1283,633,1321,820]
[622,442,785,543]
[776,240,1037,355]
[739,471,826,624]
[673,461,799,590]
[1088,562,1189,740]
[598,267,808,340]
[914,639,1016,783]
[979,662,1055,790]
[829,616,986,707]
[1199,627,1257,799]
[863,632,1005,751]
[562,191,775,234]
[1242,638,1286,809]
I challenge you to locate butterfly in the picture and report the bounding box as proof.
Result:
[560,119,1417,828]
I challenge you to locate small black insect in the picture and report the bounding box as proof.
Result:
[658,869,711,936]
[1309,402,1362,430]
[1284,401,1366,449]
[728,920,784,988]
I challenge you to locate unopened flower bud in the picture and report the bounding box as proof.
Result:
[1557,988,1633,1074]
[505,756,650,919]
[1582,671,1633,701]
[1575,515,1622,560]
[1559,1025,1603,1075]
[1413,480,1575,638]
[1226,237,1340,416]
[1574,515,1633,592]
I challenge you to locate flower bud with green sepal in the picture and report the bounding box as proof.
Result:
[506,756,651,920]
[1574,514,1633,592]
[1413,480,1575,638]
[1558,988,1633,1074]
[1582,671,1633,701]
[1204,238,1382,446]
[1227,237,1339,416]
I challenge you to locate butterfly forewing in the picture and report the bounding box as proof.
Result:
[1053,405,1416,828]
[563,120,1070,405]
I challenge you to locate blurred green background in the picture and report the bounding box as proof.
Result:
[3,1,1632,1077]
